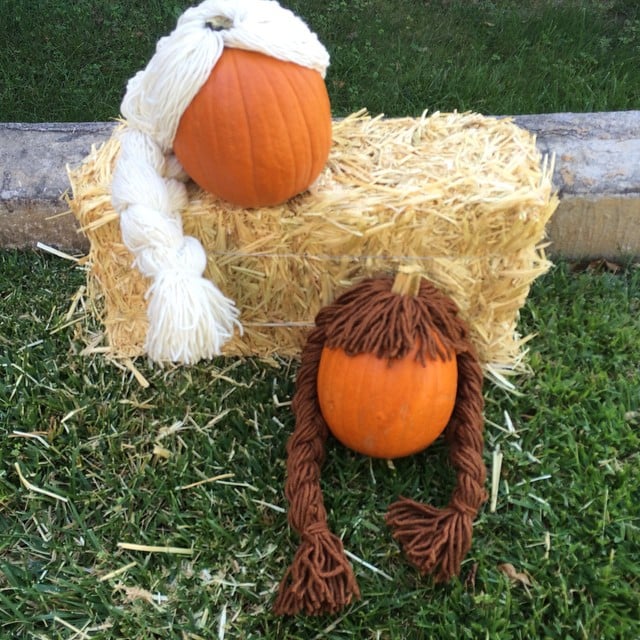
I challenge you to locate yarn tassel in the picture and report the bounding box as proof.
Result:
[144,260,240,363]
[274,525,360,616]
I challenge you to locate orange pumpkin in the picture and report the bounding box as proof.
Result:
[173,47,332,209]
[317,339,458,459]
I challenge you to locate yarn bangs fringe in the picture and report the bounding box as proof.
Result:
[67,109,557,375]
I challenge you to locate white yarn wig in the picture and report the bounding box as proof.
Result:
[110,0,330,364]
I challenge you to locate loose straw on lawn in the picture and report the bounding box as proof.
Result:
[117,542,194,556]
[99,561,138,582]
[15,463,68,503]
[176,472,234,491]
[344,549,393,581]
[36,241,82,263]
[490,446,504,513]
[54,616,91,640]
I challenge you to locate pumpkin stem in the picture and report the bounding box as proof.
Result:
[274,325,360,616]
[391,266,423,297]
[205,16,233,31]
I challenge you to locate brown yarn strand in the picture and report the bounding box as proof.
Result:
[275,274,486,616]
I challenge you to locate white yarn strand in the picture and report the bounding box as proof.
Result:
[111,0,329,363]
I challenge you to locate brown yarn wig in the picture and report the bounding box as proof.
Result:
[274,273,487,616]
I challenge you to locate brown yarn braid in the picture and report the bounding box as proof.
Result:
[273,324,360,616]
[274,275,487,616]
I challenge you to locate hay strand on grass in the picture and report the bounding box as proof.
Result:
[116,542,194,556]
[98,561,138,583]
[14,463,69,503]
[67,109,557,374]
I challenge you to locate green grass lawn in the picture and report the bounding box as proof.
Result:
[1,253,639,638]
[1,0,639,120]
[2,0,640,637]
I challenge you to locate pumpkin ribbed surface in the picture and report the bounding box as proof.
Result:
[317,341,458,459]
[173,47,332,208]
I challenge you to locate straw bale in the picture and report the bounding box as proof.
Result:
[67,110,558,375]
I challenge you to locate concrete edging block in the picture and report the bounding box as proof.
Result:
[513,111,640,259]
[1,111,639,258]
[1,122,115,253]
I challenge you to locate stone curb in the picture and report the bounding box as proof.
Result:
[1,112,639,258]
[513,111,640,259]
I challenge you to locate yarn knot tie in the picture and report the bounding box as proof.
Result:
[301,521,329,542]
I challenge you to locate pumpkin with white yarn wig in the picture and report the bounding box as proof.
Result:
[275,270,488,616]
[110,0,332,365]
[174,42,332,208]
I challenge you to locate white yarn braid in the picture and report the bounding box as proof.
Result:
[111,0,330,363]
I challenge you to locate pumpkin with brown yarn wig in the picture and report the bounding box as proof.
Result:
[274,270,487,616]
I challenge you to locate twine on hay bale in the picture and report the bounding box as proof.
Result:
[67,109,558,379]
